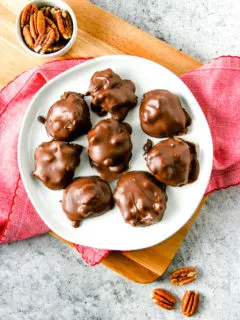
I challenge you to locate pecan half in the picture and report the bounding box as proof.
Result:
[29,12,38,40]
[40,6,52,17]
[34,27,55,54]
[22,25,34,49]
[55,10,73,39]
[45,17,60,42]
[46,43,65,53]
[152,288,177,310]
[170,267,197,286]
[50,7,59,19]
[36,10,46,35]
[21,4,37,28]
[182,291,199,317]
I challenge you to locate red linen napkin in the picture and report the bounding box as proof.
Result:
[0,56,239,266]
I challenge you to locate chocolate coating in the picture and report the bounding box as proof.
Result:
[88,118,132,181]
[114,171,167,226]
[45,92,92,141]
[88,68,138,121]
[146,138,199,186]
[62,176,113,226]
[37,115,46,124]
[143,139,153,155]
[32,140,82,190]
[140,89,191,138]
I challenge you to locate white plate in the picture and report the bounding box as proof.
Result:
[18,55,213,250]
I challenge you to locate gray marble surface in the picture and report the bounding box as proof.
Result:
[1,1,240,319]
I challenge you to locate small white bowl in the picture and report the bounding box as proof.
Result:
[16,0,78,58]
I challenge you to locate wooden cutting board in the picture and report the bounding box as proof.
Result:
[0,0,205,283]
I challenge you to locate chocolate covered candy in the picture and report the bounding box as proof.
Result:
[114,171,167,226]
[62,176,113,227]
[45,92,91,141]
[32,140,82,190]
[88,118,132,181]
[140,89,191,138]
[145,138,199,186]
[88,68,138,121]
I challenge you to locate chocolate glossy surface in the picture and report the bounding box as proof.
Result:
[62,176,113,227]
[45,92,92,141]
[88,118,132,181]
[88,68,138,121]
[143,139,153,155]
[146,138,199,186]
[140,89,191,138]
[32,140,82,190]
[114,171,167,226]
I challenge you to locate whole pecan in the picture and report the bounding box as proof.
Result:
[34,27,55,54]
[170,267,197,286]
[22,25,34,50]
[21,4,37,28]
[54,10,73,40]
[45,17,60,42]
[152,288,177,310]
[181,291,199,317]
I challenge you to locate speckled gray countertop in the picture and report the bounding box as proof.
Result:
[1,1,240,319]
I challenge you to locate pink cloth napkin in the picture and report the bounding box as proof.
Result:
[0,56,239,266]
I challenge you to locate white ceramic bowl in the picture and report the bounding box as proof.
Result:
[16,0,78,58]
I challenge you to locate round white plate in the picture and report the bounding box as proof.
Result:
[18,55,213,250]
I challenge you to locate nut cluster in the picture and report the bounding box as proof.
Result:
[152,267,200,317]
[20,4,73,54]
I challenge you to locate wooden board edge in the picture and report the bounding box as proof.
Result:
[102,252,160,284]
[49,231,159,284]
[69,0,203,74]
